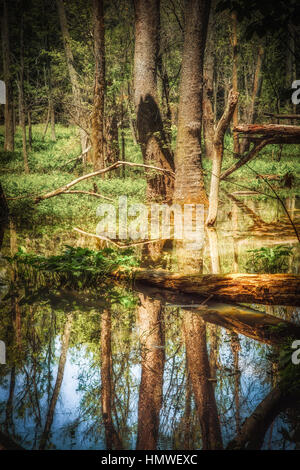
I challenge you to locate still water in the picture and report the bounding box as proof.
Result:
[0,195,299,450]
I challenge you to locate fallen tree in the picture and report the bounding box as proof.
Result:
[234,123,300,137]
[115,270,300,306]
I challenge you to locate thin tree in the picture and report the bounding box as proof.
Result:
[56,0,87,151]
[1,0,14,151]
[91,0,105,171]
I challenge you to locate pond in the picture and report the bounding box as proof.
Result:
[0,195,299,450]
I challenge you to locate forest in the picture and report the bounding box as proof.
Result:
[0,0,300,453]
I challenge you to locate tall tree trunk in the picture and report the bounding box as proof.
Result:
[91,0,105,170]
[39,313,73,450]
[174,0,211,206]
[173,0,211,270]
[136,294,165,450]
[56,0,87,151]
[1,0,14,151]
[133,0,174,204]
[19,14,29,174]
[100,310,123,450]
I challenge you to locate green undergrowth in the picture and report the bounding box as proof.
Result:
[5,245,138,290]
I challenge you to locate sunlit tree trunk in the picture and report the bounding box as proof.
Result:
[39,313,73,449]
[133,0,174,204]
[91,0,105,170]
[136,294,165,450]
[100,309,123,450]
[173,0,211,269]
[1,0,14,152]
[174,0,210,206]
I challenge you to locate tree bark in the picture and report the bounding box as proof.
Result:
[1,0,14,152]
[174,0,211,206]
[133,0,174,204]
[234,123,300,137]
[202,0,216,160]
[91,0,105,171]
[231,10,239,154]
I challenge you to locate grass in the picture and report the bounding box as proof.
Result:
[0,124,146,251]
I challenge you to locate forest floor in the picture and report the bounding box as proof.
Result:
[0,124,299,254]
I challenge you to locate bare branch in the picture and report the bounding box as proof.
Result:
[34,161,175,204]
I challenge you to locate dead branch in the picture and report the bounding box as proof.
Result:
[62,190,113,201]
[220,139,273,181]
[234,123,300,137]
[34,161,175,204]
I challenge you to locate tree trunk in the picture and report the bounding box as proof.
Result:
[91,0,105,171]
[56,0,87,152]
[19,14,29,174]
[136,294,165,450]
[1,0,14,152]
[174,0,210,206]
[202,0,216,160]
[231,10,239,154]
[206,89,238,226]
[173,0,211,270]
[133,0,174,204]
[100,310,123,450]
[39,313,73,449]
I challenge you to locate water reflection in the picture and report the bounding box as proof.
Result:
[0,197,299,450]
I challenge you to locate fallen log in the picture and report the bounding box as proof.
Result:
[234,123,300,137]
[115,270,300,306]
[134,283,300,345]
